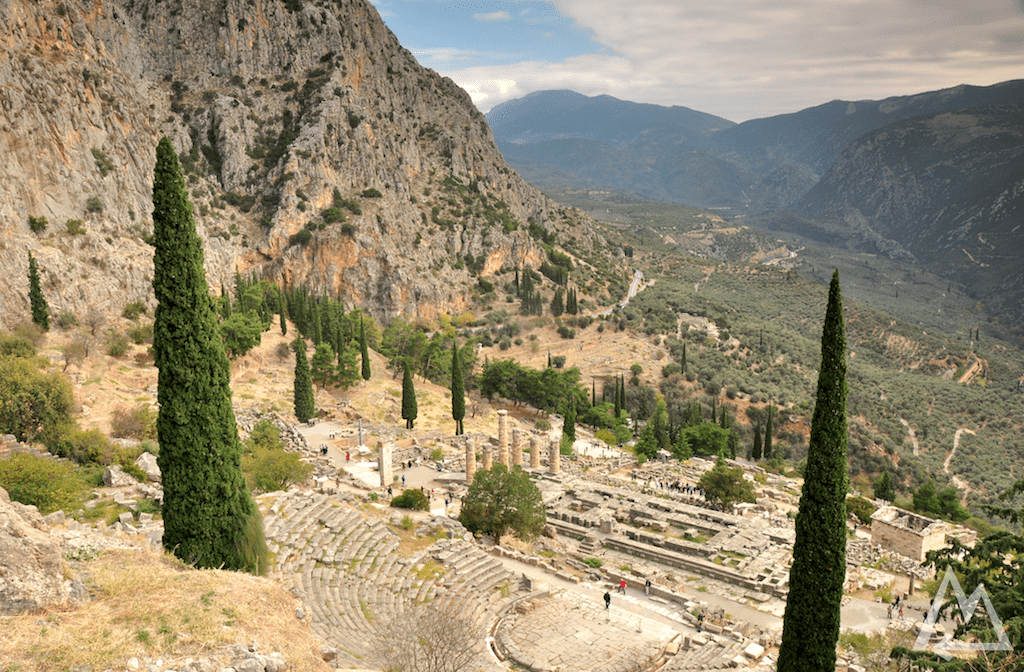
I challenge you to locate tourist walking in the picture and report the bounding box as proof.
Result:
[619,579,627,594]
[604,591,611,609]
[645,579,651,596]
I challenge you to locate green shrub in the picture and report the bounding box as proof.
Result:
[0,355,75,446]
[91,148,115,176]
[127,321,153,344]
[110,404,157,441]
[104,329,129,357]
[85,197,103,213]
[65,218,86,235]
[535,418,551,431]
[846,496,877,525]
[122,301,147,320]
[241,422,312,492]
[48,426,109,464]
[583,557,603,568]
[391,489,430,511]
[288,229,312,246]
[28,216,47,233]
[361,188,382,198]
[0,453,87,514]
[56,310,79,330]
[0,332,36,358]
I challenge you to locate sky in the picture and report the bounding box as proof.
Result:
[369,0,1024,122]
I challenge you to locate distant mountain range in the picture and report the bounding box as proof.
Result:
[487,83,1024,335]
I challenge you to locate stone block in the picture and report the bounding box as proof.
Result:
[743,642,765,659]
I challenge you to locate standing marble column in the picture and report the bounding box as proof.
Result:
[482,440,493,471]
[511,427,523,467]
[465,438,476,485]
[530,435,541,468]
[497,409,509,466]
[378,440,393,488]
[548,439,560,475]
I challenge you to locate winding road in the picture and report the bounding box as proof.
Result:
[600,270,645,316]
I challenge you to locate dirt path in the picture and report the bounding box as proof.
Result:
[945,428,976,504]
[899,418,920,457]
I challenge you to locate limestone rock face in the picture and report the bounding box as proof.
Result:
[0,491,81,615]
[0,0,603,329]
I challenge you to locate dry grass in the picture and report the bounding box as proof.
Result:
[0,546,330,672]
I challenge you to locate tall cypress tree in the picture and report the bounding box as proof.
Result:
[451,342,465,435]
[752,423,763,461]
[613,376,622,419]
[359,316,371,380]
[763,406,774,460]
[402,363,417,429]
[151,137,268,574]
[278,291,287,336]
[293,337,315,423]
[27,252,49,331]
[778,269,849,672]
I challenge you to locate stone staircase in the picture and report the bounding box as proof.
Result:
[661,636,751,671]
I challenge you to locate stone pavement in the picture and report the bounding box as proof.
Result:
[495,591,676,672]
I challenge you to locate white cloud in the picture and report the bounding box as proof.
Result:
[444,0,1024,120]
[473,11,512,21]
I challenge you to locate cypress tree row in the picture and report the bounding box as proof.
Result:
[293,337,315,423]
[360,317,371,381]
[151,137,268,574]
[751,423,763,461]
[777,270,849,672]
[402,363,417,429]
[451,341,465,435]
[27,252,49,331]
[763,406,774,460]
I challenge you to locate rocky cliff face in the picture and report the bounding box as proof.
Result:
[0,0,599,329]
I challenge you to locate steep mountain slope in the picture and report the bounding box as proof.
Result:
[0,0,602,329]
[489,81,1024,211]
[713,80,1024,175]
[792,105,1024,334]
[488,89,734,146]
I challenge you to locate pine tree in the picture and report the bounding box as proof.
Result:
[292,337,315,423]
[451,342,465,435]
[873,471,895,501]
[402,363,417,429]
[752,423,763,461]
[763,406,774,460]
[151,137,268,574]
[27,252,50,331]
[359,316,371,381]
[778,269,849,672]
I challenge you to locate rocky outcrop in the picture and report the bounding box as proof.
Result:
[0,486,85,615]
[0,0,604,330]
